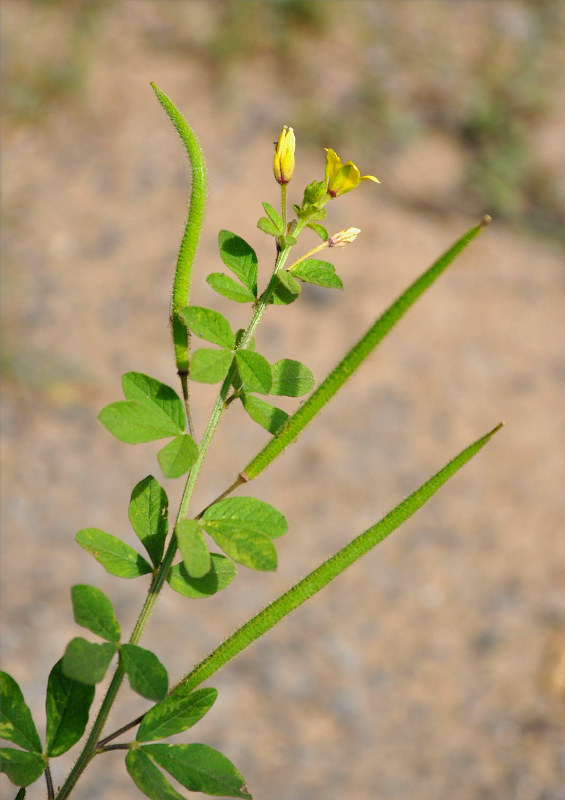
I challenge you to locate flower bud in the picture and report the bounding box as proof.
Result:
[273,126,295,184]
[328,227,361,247]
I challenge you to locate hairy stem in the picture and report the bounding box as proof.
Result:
[172,423,502,694]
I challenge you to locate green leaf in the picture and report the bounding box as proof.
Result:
[0,748,45,787]
[290,258,343,289]
[98,372,186,443]
[76,528,153,579]
[167,554,237,599]
[240,393,288,434]
[129,476,169,566]
[262,201,283,231]
[205,528,277,572]
[267,269,301,305]
[206,273,256,304]
[180,306,235,350]
[176,520,211,579]
[121,645,168,702]
[190,348,234,384]
[126,748,185,800]
[307,222,329,241]
[218,230,258,295]
[270,359,315,397]
[257,217,280,237]
[98,401,183,444]
[158,435,199,479]
[62,639,116,685]
[235,350,272,394]
[203,496,288,540]
[137,687,218,742]
[144,743,251,798]
[0,673,42,753]
[122,373,185,432]
[45,659,95,757]
[71,584,121,643]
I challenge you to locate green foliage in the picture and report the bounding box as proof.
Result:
[142,742,251,798]
[240,392,288,434]
[0,673,42,753]
[234,349,272,394]
[181,306,235,350]
[218,230,258,296]
[126,748,186,800]
[76,528,153,578]
[190,348,234,383]
[0,748,45,787]
[267,268,301,305]
[71,584,121,643]
[176,519,211,579]
[45,660,95,757]
[270,359,314,396]
[62,638,116,684]
[98,372,185,443]
[290,258,343,289]
[129,476,169,566]
[198,496,288,571]
[158,434,199,479]
[6,87,501,800]
[167,554,237,599]
[136,687,218,742]
[203,497,288,539]
[120,645,168,702]
[206,273,256,303]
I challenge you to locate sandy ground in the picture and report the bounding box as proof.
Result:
[2,3,565,800]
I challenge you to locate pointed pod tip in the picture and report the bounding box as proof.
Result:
[491,421,505,435]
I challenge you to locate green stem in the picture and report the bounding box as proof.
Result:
[151,82,207,376]
[173,422,503,694]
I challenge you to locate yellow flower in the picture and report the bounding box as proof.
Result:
[328,227,361,247]
[324,148,379,197]
[273,126,295,184]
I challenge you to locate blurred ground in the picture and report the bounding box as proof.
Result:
[2,2,565,800]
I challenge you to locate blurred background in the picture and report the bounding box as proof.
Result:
[2,2,565,799]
